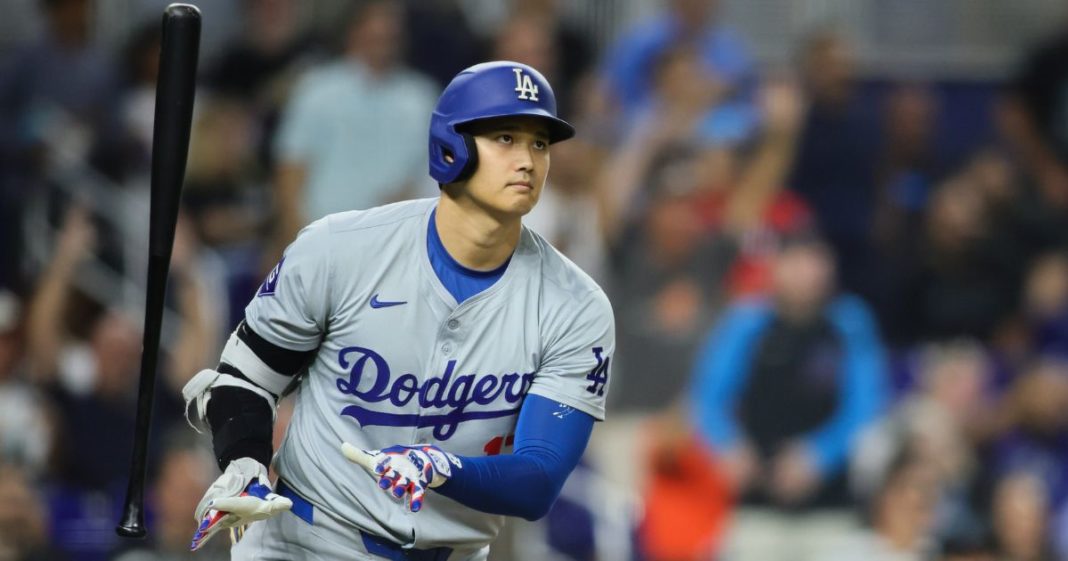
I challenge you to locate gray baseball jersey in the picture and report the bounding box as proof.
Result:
[245,197,615,550]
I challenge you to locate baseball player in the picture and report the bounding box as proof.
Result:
[180,61,615,561]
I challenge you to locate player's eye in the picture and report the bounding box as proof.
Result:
[533,139,548,151]
[496,134,513,144]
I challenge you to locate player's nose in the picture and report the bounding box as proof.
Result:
[514,143,535,172]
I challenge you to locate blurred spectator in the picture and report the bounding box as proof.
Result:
[0,464,68,561]
[637,408,734,561]
[595,56,803,253]
[991,473,1054,561]
[1021,252,1068,359]
[403,0,483,88]
[205,0,316,102]
[983,359,1068,520]
[788,29,882,301]
[585,141,733,509]
[1000,19,1068,211]
[853,341,992,542]
[599,0,756,138]
[691,234,887,561]
[26,208,137,491]
[884,157,1019,344]
[606,142,734,413]
[271,0,438,258]
[204,0,321,171]
[26,208,218,484]
[0,0,123,291]
[596,45,723,229]
[831,454,940,561]
[690,78,810,299]
[117,21,162,180]
[589,80,807,503]
[112,435,226,561]
[25,209,218,559]
[872,84,944,271]
[180,96,266,327]
[0,290,52,478]
[183,96,263,249]
[0,0,122,172]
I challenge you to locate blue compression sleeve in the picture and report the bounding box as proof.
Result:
[435,394,594,520]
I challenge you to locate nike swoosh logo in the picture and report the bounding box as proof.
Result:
[369,294,407,309]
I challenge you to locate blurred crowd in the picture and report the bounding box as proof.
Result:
[2,0,1068,560]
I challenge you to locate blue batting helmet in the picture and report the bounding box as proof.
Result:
[428,61,575,185]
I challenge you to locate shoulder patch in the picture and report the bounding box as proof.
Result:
[584,347,610,396]
[257,256,286,297]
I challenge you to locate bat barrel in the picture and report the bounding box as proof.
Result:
[150,3,201,258]
[117,3,201,539]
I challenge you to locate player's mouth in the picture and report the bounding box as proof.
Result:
[507,180,533,192]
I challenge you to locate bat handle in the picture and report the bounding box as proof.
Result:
[342,442,382,474]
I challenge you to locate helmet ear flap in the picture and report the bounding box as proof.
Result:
[430,127,478,185]
[452,133,478,183]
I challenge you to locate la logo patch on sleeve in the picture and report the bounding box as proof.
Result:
[258,256,286,297]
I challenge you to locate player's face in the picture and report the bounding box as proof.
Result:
[463,117,551,218]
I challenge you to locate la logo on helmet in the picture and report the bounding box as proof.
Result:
[512,68,539,101]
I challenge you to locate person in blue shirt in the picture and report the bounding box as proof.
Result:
[691,232,888,561]
[599,0,758,140]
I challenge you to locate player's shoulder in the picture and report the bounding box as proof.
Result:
[320,198,435,237]
[522,227,609,308]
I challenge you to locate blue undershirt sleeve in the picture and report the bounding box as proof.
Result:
[435,394,594,521]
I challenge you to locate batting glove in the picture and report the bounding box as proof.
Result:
[341,442,461,512]
[190,457,292,551]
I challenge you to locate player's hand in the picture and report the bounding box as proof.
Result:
[341,442,461,512]
[190,457,292,551]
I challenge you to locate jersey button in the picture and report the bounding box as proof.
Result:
[447,319,460,330]
[442,343,452,354]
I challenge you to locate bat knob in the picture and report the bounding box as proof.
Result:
[116,502,147,538]
[116,523,147,539]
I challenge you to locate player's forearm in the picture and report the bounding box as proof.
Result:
[436,394,594,520]
[436,447,568,521]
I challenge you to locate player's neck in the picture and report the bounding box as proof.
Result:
[434,196,521,271]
